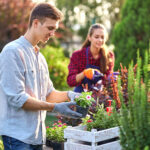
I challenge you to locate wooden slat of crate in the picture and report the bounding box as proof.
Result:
[64,126,119,142]
[64,125,121,150]
[64,140,121,150]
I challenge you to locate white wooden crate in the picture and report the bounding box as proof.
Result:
[64,125,121,150]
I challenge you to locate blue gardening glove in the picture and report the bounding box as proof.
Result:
[107,72,120,82]
[52,102,82,119]
[67,91,81,102]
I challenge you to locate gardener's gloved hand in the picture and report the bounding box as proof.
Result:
[52,102,82,119]
[107,72,120,82]
[67,91,81,102]
[83,68,103,80]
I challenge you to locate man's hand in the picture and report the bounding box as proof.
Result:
[52,102,82,119]
[67,91,81,102]
[83,68,103,80]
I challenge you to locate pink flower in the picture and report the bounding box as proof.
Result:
[58,120,62,123]
[46,126,49,128]
[86,95,91,100]
[75,95,79,98]
[58,125,62,127]
[53,123,57,126]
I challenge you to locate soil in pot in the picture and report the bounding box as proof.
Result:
[76,105,89,117]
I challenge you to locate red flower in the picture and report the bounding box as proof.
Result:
[63,123,67,126]
[87,119,93,123]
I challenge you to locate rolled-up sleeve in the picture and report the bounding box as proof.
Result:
[0,47,29,108]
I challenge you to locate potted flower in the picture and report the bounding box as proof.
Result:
[75,92,95,117]
[46,120,67,150]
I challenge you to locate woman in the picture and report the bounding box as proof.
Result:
[67,23,115,92]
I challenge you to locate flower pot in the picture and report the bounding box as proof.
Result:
[76,105,89,117]
[46,139,52,147]
[51,141,64,150]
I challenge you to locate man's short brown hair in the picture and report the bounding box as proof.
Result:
[29,3,63,27]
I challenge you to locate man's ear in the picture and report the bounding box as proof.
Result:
[32,19,40,28]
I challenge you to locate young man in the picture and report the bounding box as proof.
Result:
[0,3,81,150]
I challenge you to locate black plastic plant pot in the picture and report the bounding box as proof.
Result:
[46,139,52,147]
[76,105,89,118]
[51,141,64,150]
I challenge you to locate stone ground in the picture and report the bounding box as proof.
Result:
[43,145,53,150]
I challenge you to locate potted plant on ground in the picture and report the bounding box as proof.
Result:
[46,120,67,150]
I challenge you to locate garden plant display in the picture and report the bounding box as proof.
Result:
[46,120,67,143]
[81,103,120,131]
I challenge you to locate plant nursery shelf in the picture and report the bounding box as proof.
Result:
[64,125,121,150]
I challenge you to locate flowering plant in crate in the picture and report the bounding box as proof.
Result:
[81,104,120,131]
[46,120,67,143]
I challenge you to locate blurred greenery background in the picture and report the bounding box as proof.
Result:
[0,0,150,147]
[0,0,149,76]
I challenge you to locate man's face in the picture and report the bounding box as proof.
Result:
[35,18,59,44]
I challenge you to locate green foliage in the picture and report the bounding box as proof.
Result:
[0,140,4,150]
[111,0,150,70]
[56,0,125,41]
[75,92,95,108]
[85,104,120,131]
[0,0,34,50]
[118,50,150,150]
[46,120,67,142]
[41,45,70,90]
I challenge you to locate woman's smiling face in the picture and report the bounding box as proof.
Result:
[88,28,106,49]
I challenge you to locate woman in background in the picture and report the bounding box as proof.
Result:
[67,23,115,92]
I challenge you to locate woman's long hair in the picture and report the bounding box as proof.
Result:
[82,23,110,74]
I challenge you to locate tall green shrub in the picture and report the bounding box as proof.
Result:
[41,46,70,90]
[111,0,150,70]
[118,50,150,150]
